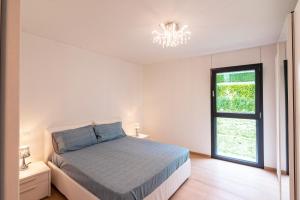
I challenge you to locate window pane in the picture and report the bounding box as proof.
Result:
[216,70,255,113]
[216,117,257,162]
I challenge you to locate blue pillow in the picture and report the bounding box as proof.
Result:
[94,122,126,143]
[52,125,97,154]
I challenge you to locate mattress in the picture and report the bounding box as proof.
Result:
[52,136,189,200]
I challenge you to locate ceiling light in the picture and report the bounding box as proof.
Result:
[152,22,191,48]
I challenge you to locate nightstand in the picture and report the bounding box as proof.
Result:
[131,133,149,139]
[19,161,51,200]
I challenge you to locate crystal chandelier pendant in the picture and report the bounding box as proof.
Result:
[152,22,191,48]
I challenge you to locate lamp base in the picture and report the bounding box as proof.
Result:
[135,128,139,137]
[20,157,30,171]
[20,164,29,171]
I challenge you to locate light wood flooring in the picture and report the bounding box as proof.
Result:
[44,154,280,200]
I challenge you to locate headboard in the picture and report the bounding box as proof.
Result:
[44,119,122,162]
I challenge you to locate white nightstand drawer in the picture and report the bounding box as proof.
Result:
[20,172,48,189]
[20,180,49,200]
[19,162,51,200]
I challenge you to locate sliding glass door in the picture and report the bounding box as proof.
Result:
[211,64,264,168]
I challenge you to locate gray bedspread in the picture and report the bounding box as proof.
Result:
[52,136,189,200]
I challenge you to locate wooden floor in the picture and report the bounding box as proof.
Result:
[44,154,280,200]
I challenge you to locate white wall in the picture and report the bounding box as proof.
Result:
[143,55,212,155]
[276,42,288,173]
[143,44,277,168]
[279,42,287,173]
[20,32,143,161]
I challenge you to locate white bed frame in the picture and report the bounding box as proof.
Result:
[44,121,191,200]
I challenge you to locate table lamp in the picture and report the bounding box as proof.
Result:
[19,145,31,170]
[135,123,140,137]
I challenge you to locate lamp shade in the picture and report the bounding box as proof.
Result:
[19,145,30,159]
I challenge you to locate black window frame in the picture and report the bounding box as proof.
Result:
[211,63,264,168]
[284,60,289,175]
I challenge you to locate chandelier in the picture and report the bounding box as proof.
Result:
[152,22,191,48]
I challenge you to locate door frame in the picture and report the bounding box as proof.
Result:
[210,63,264,168]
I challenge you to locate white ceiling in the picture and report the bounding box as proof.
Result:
[22,0,297,65]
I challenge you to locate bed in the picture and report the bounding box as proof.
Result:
[44,121,191,200]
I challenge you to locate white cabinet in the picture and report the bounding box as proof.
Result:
[19,161,51,200]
